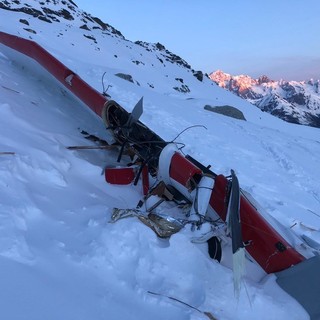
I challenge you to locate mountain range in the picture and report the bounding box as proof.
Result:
[210,70,320,128]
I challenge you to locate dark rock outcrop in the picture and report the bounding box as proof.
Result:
[204,105,246,120]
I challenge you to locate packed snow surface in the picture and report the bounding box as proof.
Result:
[0,2,320,319]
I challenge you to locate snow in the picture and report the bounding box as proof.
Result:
[0,2,320,319]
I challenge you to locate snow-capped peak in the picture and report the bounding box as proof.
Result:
[210,70,320,128]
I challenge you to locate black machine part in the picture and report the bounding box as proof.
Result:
[207,236,222,262]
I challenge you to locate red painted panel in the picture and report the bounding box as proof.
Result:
[169,152,202,190]
[105,167,135,185]
[210,175,305,273]
[209,174,229,221]
[0,31,107,117]
[68,74,106,116]
[240,196,305,273]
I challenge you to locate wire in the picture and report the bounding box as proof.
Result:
[101,72,112,96]
[101,72,106,93]
[147,291,202,313]
[171,124,207,143]
[147,291,217,320]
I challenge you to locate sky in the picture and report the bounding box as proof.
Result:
[75,0,320,81]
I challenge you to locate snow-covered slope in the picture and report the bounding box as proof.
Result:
[210,70,320,128]
[1,1,320,319]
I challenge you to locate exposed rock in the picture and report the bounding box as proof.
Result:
[19,18,29,25]
[135,41,192,69]
[0,0,124,38]
[204,105,246,121]
[0,4,43,18]
[155,42,165,51]
[23,28,37,34]
[157,57,164,64]
[175,78,184,83]
[135,41,151,52]
[90,16,124,38]
[1,0,206,100]
[42,7,73,20]
[83,34,97,43]
[257,75,271,84]
[193,70,204,82]
[38,15,53,23]
[115,73,134,83]
[132,60,145,66]
[79,24,90,30]
[66,0,77,7]
[173,84,190,93]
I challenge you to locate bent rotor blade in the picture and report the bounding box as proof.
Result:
[126,97,143,128]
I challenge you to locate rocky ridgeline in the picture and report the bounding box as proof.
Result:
[210,70,320,128]
[1,0,206,94]
[134,41,205,84]
[0,0,124,37]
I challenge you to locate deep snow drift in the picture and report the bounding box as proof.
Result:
[0,2,320,319]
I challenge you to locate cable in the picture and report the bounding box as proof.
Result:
[101,72,112,97]
[171,124,207,143]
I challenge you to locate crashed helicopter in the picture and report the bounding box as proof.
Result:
[103,98,320,319]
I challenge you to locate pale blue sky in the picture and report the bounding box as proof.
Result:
[75,0,320,81]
